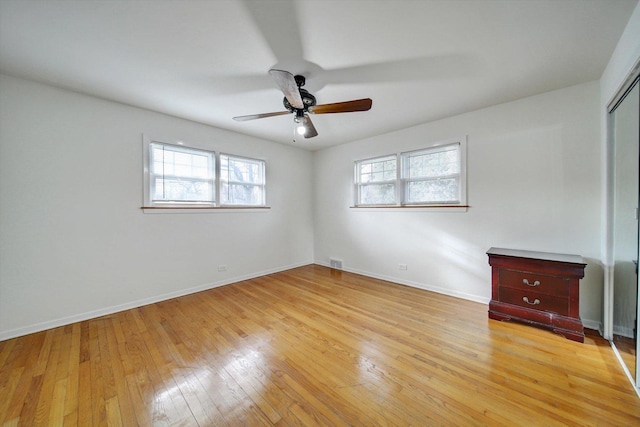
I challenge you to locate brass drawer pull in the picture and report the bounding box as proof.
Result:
[523,279,540,287]
[522,296,541,305]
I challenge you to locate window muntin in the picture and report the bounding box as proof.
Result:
[402,143,461,204]
[220,154,266,206]
[150,142,215,205]
[355,155,398,205]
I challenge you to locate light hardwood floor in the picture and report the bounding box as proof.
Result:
[613,334,636,382]
[1,265,639,426]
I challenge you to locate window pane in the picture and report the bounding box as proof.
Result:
[406,178,459,203]
[402,143,461,204]
[152,177,213,202]
[356,155,397,205]
[221,183,264,205]
[360,183,396,205]
[152,145,213,179]
[408,146,459,179]
[150,142,215,204]
[220,154,265,206]
[358,157,396,183]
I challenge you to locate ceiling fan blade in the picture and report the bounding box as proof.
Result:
[303,114,318,139]
[318,55,477,86]
[242,0,304,63]
[309,98,372,114]
[269,69,304,109]
[233,111,290,122]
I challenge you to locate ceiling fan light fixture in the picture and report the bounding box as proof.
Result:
[294,112,306,135]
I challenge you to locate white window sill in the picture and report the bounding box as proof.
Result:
[350,205,468,212]
[141,206,271,214]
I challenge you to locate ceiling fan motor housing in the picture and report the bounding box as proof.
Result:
[283,87,316,112]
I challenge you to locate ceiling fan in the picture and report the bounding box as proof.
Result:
[233,69,372,139]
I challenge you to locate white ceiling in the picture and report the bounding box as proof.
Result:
[0,0,637,150]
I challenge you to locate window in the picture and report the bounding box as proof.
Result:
[355,155,398,205]
[220,154,266,206]
[402,142,462,204]
[143,136,266,208]
[353,137,466,207]
[149,142,215,205]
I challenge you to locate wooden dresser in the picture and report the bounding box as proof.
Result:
[487,247,587,342]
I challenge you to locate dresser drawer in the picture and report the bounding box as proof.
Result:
[498,268,569,297]
[499,287,569,316]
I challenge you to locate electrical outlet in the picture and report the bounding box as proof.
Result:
[399,264,407,270]
[218,265,227,272]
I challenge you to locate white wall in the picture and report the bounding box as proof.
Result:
[0,74,314,340]
[313,81,603,328]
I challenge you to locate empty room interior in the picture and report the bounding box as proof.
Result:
[2,0,640,425]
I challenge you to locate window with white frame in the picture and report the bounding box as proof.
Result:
[149,142,215,205]
[143,136,266,208]
[354,155,398,205]
[353,137,466,207]
[401,142,463,204]
[220,154,266,206]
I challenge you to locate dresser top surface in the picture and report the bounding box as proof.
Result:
[487,247,585,265]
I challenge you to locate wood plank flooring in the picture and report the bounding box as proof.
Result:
[613,334,636,382]
[1,264,639,426]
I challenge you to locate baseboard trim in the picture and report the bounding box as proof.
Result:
[613,324,636,339]
[316,261,602,332]
[583,319,603,332]
[2,262,603,341]
[315,261,490,304]
[0,262,309,341]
